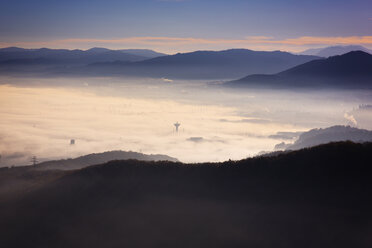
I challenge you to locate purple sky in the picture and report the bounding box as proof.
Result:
[1,0,371,53]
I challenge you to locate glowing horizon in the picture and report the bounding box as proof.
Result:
[1,35,372,54]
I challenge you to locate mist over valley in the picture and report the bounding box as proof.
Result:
[1,0,372,246]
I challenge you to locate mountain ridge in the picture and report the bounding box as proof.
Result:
[0,47,165,65]
[228,51,372,88]
[86,49,320,79]
[275,125,372,150]
[35,150,178,171]
[0,47,319,79]
[1,141,371,248]
[300,45,372,57]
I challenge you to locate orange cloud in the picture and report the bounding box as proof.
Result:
[261,36,372,45]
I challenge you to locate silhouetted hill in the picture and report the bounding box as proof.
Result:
[0,47,149,66]
[276,125,372,150]
[0,166,68,203]
[228,51,372,88]
[0,47,318,78]
[86,49,319,79]
[300,45,371,57]
[84,47,166,58]
[85,47,112,53]
[0,47,26,53]
[119,49,167,58]
[0,47,168,76]
[36,150,178,171]
[1,142,371,248]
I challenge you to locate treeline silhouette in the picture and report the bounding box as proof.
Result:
[1,141,371,248]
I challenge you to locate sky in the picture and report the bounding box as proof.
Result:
[0,0,372,53]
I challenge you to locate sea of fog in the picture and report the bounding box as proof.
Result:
[1,76,372,166]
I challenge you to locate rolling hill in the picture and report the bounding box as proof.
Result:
[1,142,371,248]
[0,47,149,65]
[82,47,167,58]
[86,49,319,79]
[35,150,178,171]
[275,125,372,150]
[0,47,319,79]
[119,49,167,58]
[0,47,167,76]
[227,51,372,88]
[300,45,372,57]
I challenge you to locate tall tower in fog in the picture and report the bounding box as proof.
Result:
[174,122,181,132]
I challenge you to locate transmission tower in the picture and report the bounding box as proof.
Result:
[30,156,38,166]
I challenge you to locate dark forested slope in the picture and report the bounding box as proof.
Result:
[1,142,371,248]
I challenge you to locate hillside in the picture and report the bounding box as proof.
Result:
[1,142,371,248]
[275,125,372,150]
[228,51,372,88]
[86,49,319,79]
[0,47,168,77]
[300,45,372,57]
[0,47,149,65]
[119,49,167,58]
[0,48,319,79]
[36,150,178,171]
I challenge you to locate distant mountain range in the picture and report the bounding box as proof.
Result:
[0,47,319,79]
[300,45,372,57]
[228,51,372,89]
[81,47,167,58]
[36,150,178,171]
[85,49,319,79]
[275,125,372,150]
[0,47,166,66]
[119,49,167,58]
[2,47,371,84]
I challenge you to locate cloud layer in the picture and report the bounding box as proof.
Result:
[1,77,371,166]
